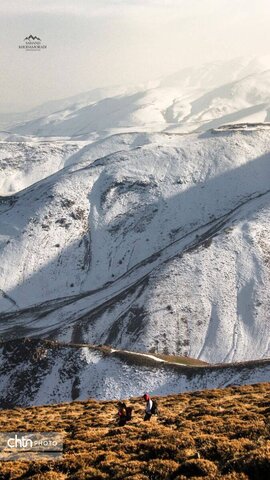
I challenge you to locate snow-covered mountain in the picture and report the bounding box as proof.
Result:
[0,140,81,195]
[0,132,162,196]
[0,85,136,131]
[2,56,270,199]
[0,338,269,408]
[0,58,270,405]
[0,125,270,366]
[7,57,270,138]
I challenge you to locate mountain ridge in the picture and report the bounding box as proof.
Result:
[3,57,270,138]
[0,126,270,366]
[1,58,270,406]
[0,337,269,408]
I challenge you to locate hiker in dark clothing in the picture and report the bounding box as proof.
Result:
[117,401,133,426]
[117,402,127,426]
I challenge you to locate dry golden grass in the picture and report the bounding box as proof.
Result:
[0,383,269,479]
[150,353,208,366]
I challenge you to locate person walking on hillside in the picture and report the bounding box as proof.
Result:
[117,401,133,426]
[143,393,153,421]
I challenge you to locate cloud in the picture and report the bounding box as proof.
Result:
[0,0,85,15]
[0,0,227,17]
[1,0,270,112]
[1,0,269,22]
[0,0,202,23]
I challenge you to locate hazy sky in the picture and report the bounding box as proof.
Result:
[0,0,270,112]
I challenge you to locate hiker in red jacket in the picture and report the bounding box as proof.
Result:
[143,393,153,421]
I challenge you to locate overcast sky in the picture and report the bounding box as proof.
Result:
[0,0,270,112]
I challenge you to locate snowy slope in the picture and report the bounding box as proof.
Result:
[0,125,270,364]
[10,58,270,138]
[0,141,81,195]
[2,57,270,199]
[0,339,269,408]
[0,85,137,131]
[0,133,160,196]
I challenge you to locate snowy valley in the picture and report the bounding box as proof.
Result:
[0,58,269,405]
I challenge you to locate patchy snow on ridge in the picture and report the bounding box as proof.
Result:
[0,339,269,408]
[0,141,81,195]
[0,132,161,196]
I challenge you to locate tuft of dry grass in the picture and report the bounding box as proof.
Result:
[0,382,269,479]
[148,353,208,366]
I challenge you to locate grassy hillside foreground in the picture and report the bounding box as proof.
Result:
[0,383,269,479]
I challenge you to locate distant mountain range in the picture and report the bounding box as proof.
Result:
[1,56,270,138]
